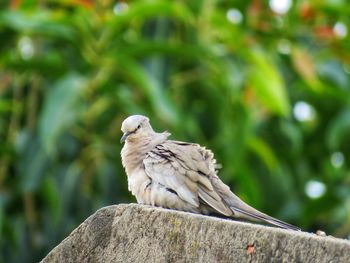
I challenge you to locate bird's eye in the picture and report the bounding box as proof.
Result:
[137,124,141,129]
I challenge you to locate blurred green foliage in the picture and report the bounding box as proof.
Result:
[1,0,350,262]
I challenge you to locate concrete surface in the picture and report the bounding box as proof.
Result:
[41,204,350,263]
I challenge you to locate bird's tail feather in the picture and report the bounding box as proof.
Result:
[230,206,300,231]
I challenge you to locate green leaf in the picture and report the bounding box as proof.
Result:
[0,11,76,41]
[0,99,13,113]
[247,136,279,172]
[110,1,194,29]
[117,58,179,125]
[0,193,7,241]
[16,131,49,192]
[41,175,61,224]
[279,120,303,155]
[291,46,324,93]
[234,166,263,208]
[110,41,201,60]
[247,49,291,117]
[326,108,350,150]
[39,73,86,155]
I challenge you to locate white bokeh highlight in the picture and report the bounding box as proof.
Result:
[333,22,348,39]
[305,180,326,199]
[269,0,292,15]
[18,36,34,60]
[226,8,243,24]
[113,2,129,15]
[331,152,344,168]
[293,101,315,122]
[277,39,291,54]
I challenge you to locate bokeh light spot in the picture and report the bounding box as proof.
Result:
[226,8,243,24]
[18,36,34,60]
[269,0,292,15]
[331,152,344,168]
[278,39,291,54]
[293,101,315,122]
[113,2,128,15]
[333,22,347,38]
[305,180,326,199]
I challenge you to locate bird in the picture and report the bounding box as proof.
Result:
[120,115,300,231]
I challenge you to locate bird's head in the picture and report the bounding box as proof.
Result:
[120,115,154,143]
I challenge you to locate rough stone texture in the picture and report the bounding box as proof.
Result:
[42,204,350,263]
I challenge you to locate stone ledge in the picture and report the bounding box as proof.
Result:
[41,204,350,263]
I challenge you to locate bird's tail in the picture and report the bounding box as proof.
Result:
[230,206,301,231]
[209,175,300,231]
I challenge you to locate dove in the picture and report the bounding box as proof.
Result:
[120,115,300,231]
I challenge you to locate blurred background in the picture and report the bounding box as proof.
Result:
[1,0,350,262]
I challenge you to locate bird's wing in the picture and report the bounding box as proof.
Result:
[143,140,233,216]
[144,140,300,231]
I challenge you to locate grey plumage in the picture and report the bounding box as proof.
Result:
[120,115,300,231]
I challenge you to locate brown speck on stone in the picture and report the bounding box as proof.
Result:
[247,244,255,254]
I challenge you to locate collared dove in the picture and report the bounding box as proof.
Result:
[120,115,300,231]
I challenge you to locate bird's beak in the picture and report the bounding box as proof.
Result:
[120,132,130,144]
